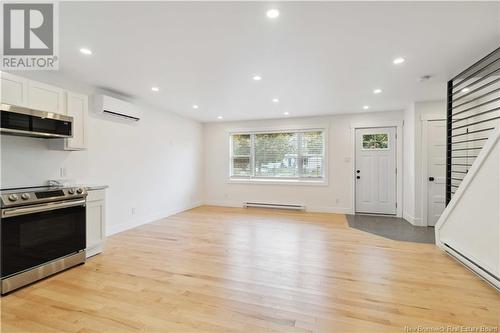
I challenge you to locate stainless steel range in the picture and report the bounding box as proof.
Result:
[0,186,87,294]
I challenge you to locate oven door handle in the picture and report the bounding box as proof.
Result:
[1,199,86,218]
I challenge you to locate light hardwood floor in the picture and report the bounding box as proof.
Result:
[1,206,499,332]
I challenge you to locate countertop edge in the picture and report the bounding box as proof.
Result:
[84,185,109,191]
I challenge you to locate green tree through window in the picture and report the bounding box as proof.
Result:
[362,134,388,149]
[231,130,324,179]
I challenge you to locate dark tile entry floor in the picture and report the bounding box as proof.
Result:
[346,214,435,243]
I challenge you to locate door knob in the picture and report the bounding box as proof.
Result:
[429,177,435,181]
[356,170,360,173]
[356,176,360,179]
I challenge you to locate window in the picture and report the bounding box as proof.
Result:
[231,134,251,177]
[362,133,388,149]
[230,130,325,181]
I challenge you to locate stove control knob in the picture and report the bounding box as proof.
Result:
[68,188,75,195]
[76,188,84,194]
[21,193,30,200]
[8,194,18,202]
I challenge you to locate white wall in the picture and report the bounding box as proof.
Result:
[1,73,204,235]
[403,103,416,223]
[203,111,403,214]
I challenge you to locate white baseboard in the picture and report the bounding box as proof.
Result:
[204,200,351,214]
[106,201,204,236]
[204,200,242,208]
[86,243,104,258]
[403,211,425,226]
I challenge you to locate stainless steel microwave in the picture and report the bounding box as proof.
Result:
[0,103,73,139]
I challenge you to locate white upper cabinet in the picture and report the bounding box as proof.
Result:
[1,72,29,107]
[27,80,66,114]
[65,92,88,150]
[1,73,89,151]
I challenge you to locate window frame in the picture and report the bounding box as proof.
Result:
[229,128,328,185]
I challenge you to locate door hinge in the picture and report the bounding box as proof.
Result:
[395,168,397,174]
[395,202,397,208]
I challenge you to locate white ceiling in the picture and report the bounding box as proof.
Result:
[58,1,500,122]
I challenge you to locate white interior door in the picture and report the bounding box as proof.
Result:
[427,120,446,226]
[355,127,397,215]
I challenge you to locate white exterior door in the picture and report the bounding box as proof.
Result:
[427,120,447,226]
[355,127,397,215]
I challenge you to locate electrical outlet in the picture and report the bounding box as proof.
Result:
[59,167,66,177]
[335,198,340,204]
[131,207,136,215]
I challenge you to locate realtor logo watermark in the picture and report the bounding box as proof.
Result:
[1,2,59,70]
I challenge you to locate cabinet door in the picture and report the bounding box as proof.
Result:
[86,199,104,250]
[27,80,65,114]
[66,92,88,150]
[1,72,28,106]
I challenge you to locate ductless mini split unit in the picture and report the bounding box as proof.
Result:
[94,95,141,121]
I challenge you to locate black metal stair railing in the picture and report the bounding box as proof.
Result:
[446,47,500,205]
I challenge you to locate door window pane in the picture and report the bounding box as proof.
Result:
[362,134,388,149]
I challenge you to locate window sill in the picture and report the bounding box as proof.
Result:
[227,178,328,186]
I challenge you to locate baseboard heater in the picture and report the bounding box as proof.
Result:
[243,202,305,210]
[443,243,500,291]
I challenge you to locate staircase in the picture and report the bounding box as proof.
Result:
[436,47,500,290]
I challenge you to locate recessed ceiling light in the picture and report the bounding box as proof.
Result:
[373,88,382,94]
[151,87,159,92]
[266,9,280,19]
[79,48,92,55]
[253,75,262,81]
[461,88,470,93]
[272,98,280,103]
[393,57,405,65]
[192,104,199,109]
[363,105,370,110]
[283,112,289,116]
[217,116,223,120]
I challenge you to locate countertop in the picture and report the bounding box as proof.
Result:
[83,185,109,191]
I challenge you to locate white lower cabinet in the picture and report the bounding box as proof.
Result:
[86,189,106,258]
